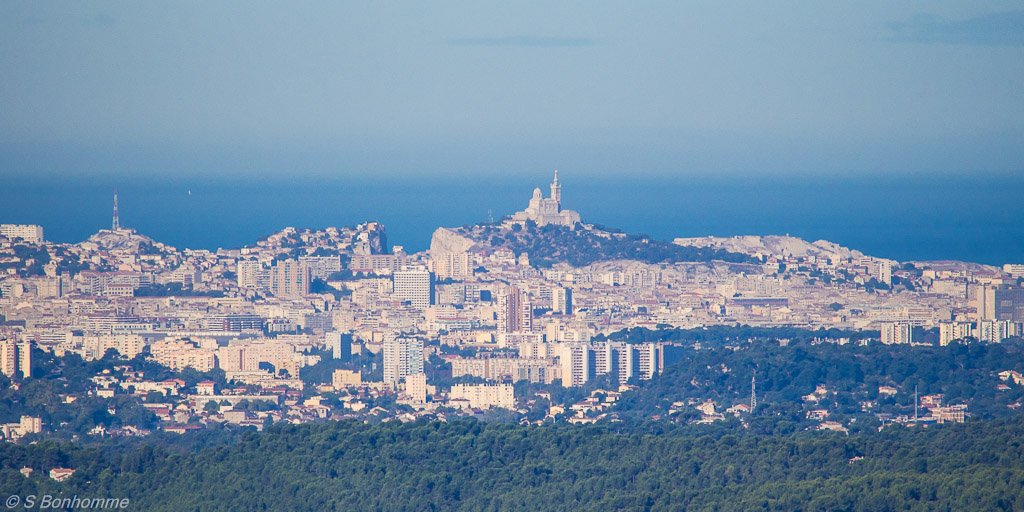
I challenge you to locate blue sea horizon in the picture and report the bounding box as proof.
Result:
[2,172,1022,266]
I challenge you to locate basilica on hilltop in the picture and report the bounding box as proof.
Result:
[509,171,581,228]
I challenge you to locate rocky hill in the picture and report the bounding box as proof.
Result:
[673,235,870,262]
[432,222,755,267]
[81,229,158,252]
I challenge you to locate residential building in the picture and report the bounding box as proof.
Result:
[939,321,973,345]
[332,369,361,389]
[405,373,427,403]
[880,322,913,344]
[383,337,424,387]
[551,286,573,314]
[497,286,532,333]
[558,342,590,387]
[0,224,43,244]
[393,269,433,308]
[450,383,514,409]
[432,251,472,281]
[270,259,309,298]
[298,255,342,280]
[237,260,269,291]
[326,331,350,360]
[0,340,31,378]
[977,320,1023,343]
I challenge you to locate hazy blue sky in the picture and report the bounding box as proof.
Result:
[2,1,1022,179]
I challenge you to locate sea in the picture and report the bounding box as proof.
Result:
[2,172,1022,266]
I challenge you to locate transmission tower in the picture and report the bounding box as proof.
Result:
[112,188,120,231]
[750,370,757,411]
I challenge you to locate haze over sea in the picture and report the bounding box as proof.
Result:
[2,171,1022,266]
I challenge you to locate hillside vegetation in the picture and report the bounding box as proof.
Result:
[459,222,755,267]
[3,418,1024,511]
[611,336,1024,424]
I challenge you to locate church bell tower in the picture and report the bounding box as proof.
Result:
[550,170,561,207]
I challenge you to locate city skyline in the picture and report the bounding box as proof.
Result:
[3,4,1023,508]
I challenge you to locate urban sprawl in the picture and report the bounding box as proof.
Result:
[2,172,1023,446]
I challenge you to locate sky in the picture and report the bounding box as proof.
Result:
[1,1,1023,180]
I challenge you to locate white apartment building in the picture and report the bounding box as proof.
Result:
[450,383,514,409]
[383,337,424,386]
[326,331,349,360]
[880,322,913,344]
[432,251,472,281]
[938,321,973,346]
[551,286,573,314]
[237,260,269,290]
[1004,264,1024,278]
[558,342,590,388]
[270,260,309,298]
[298,256,342,280]
[405,373,428,403]
[0,340,31,378]
[393,269,433,308]
[0,224,44,243]
[977,320,1023,343]
[497,286,532,333]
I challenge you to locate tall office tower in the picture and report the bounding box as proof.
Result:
[326,331,350,360]
[497,286,532,333]
[551,286,573,314]
[112,188,120,231]
[270,259,310,298]
[393,269,433,308]
[881,322,913,344]
[994,287,1024,321]
[432,251,472,281]
[383,337,424,387]
[0,340,31,378]
[558,342,590,388]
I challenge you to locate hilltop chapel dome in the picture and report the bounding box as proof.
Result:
[511,171,581,227]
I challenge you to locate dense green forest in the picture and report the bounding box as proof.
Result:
[612,337,1024,425]
[460,222,755,267]
[2,417,1024,511]
[3,329,1024,510]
